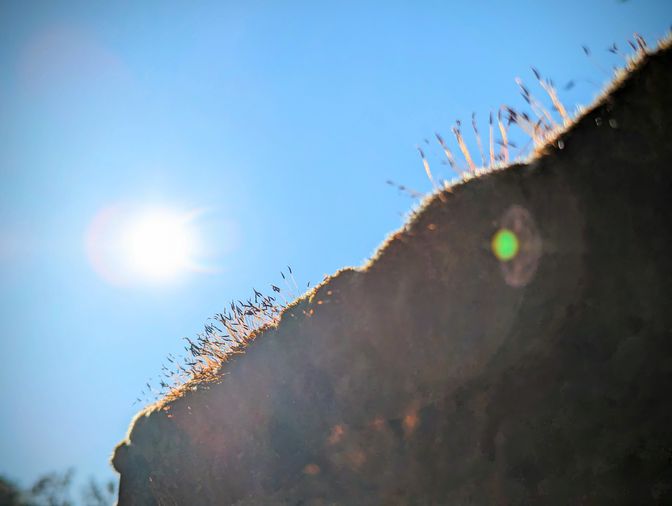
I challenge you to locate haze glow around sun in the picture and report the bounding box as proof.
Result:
[86,204,210,285]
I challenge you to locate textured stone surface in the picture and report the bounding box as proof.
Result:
[112,41,672,505]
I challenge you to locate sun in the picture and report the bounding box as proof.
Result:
[122,209,196,280]
[86,203,218,285]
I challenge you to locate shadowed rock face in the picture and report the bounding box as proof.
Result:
[112,42,672,505]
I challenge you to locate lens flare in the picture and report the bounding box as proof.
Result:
[494,205,542,288]
[492,228,519,261]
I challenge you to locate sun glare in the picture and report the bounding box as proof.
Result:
[123,210,194,280]
[86,204,208,285]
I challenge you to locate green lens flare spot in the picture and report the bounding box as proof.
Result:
[492,228,519,261]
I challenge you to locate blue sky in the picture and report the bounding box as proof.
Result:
[1,0,670,491]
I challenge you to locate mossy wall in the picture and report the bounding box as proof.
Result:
[112,42,672,505]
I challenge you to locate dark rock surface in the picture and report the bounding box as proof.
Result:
[112,41,672,505]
